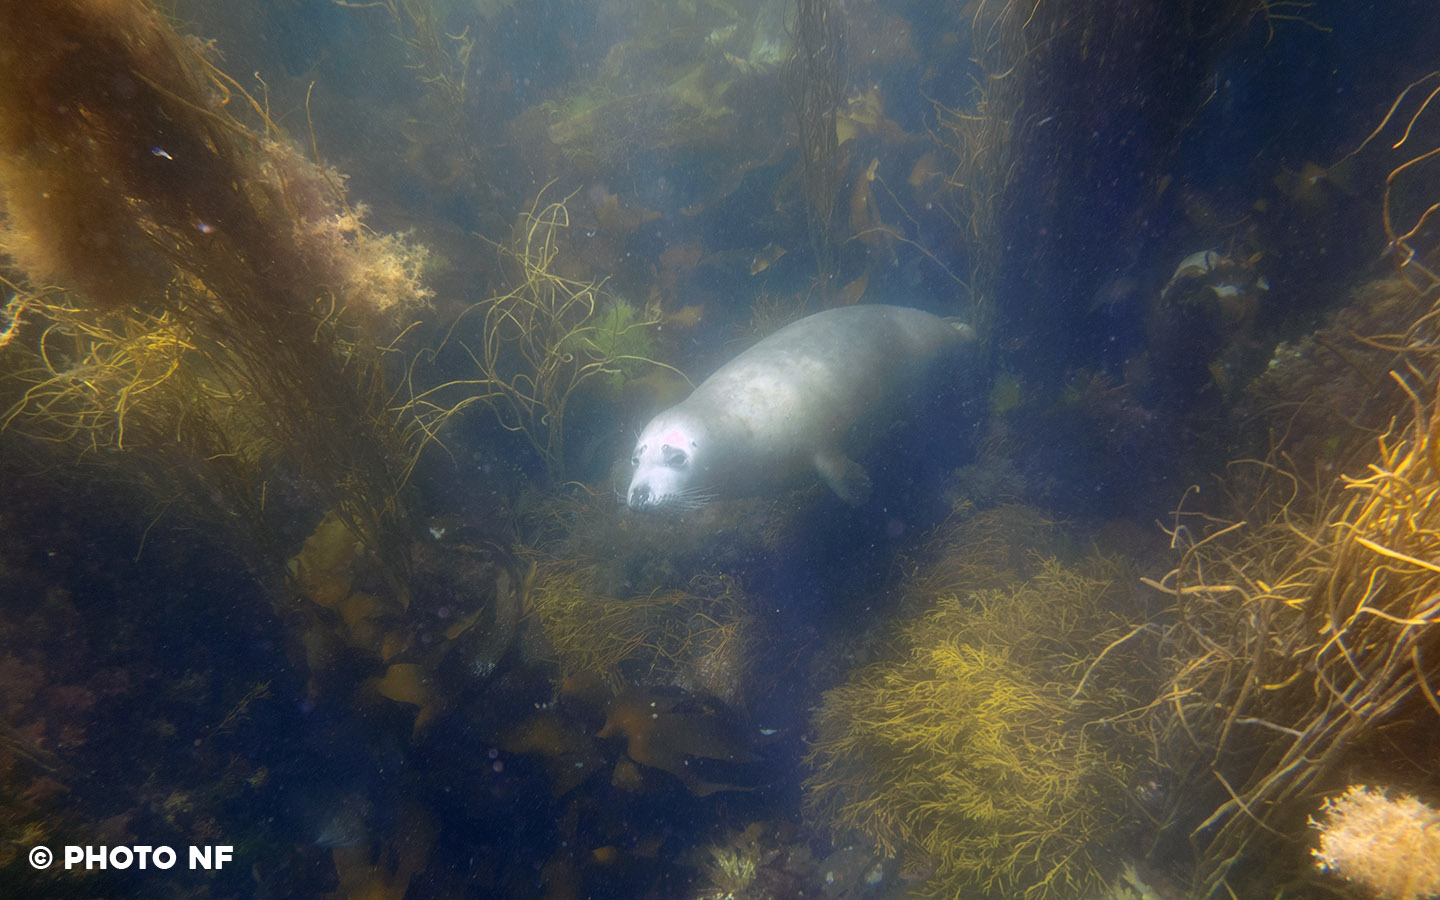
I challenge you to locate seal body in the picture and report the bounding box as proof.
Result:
[626,305,966,511]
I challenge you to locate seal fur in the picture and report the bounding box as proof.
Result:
[626,305,967,511]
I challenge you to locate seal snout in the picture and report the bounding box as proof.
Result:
[627,484,655,511]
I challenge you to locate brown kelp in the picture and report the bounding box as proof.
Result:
[403,187,666,483]
[525,555,754,705]
[784,0,845,295]
[1135,74,1440,898]
[1143,373,1440,896]
[929,0,1257,368]
[0,0,431,591]
[804,509,1156,900]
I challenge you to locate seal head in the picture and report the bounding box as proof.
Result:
[627,409,711,511]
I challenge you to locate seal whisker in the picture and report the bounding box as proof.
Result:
[670,487,718,510]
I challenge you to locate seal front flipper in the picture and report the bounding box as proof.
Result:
[814,450,872,506]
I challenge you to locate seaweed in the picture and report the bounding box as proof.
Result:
[804,519,1156,900]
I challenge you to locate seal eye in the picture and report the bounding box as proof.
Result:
[661,444,687,468]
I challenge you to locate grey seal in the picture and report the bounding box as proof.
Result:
[626,304,968,511]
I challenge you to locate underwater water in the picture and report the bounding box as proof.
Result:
[3,1,1440,898]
